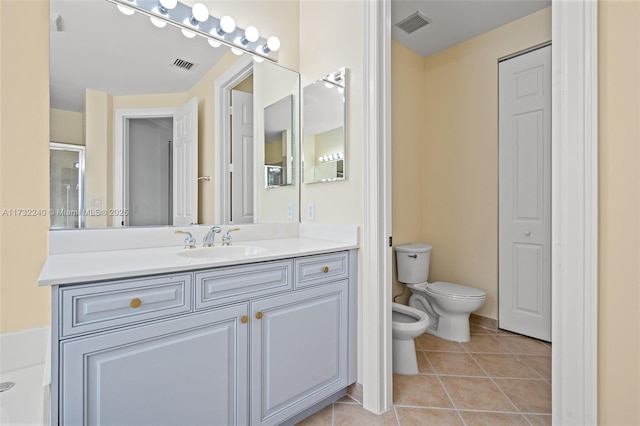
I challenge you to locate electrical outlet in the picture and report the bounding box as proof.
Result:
[287,203,293,220]
[307,203,315,221]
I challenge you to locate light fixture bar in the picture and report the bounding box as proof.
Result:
[105,0,279,62]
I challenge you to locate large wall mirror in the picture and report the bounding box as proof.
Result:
[302,68,346,184]
[49,0,300,229]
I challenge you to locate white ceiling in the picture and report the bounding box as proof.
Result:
[391,0,550,58]
[50,0,229,112]
[50,0,551,113]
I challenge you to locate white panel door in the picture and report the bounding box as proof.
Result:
[172,97,198,226]
[499,45,552,342]
[231,90,254,224]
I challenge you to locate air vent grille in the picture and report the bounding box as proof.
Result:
[172,58,196,71]
[395,11,431,34]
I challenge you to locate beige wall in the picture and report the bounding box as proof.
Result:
[598,1,640,424]
[50,108,84,145]
[411,8,550,318]
[0,0,51,333]
[299,0,363,226]
[84,89,110,228]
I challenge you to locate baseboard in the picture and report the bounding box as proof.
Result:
[470,314,498,331]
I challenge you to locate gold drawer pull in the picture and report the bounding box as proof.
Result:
[241,315,248,324]
[130,298,142,309]
[256,311,263,320]
[323,266,330,273]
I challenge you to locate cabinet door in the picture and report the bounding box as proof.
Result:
[60,305,248,426]
[250,280,349,425]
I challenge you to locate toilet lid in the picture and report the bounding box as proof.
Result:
[427,281,485,298]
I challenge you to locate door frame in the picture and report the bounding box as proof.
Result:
[214,56,254,224]
[364,0,598,423]
[114,107,176,227]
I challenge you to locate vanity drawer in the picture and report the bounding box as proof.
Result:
[60,274,192,338]
[295,252,349,288]
[195,260,293,309]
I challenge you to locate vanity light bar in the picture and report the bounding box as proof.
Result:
[106,0,279,62]
[318,152,344,163]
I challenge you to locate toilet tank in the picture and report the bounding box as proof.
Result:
[395,244,432,284]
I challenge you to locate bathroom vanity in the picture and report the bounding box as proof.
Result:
[40,229,358,426]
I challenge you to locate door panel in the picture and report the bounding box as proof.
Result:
[61,306,248,426]
[499,45,552,341]
[251,281,348,425]
[231,90,254,224]
[172,97,198,226]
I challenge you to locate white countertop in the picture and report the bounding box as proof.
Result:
[38,237,358,286]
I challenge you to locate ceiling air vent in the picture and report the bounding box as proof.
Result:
[395,11,431,34]
[171,58,196,71]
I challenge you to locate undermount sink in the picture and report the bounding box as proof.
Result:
[177,245,268,260]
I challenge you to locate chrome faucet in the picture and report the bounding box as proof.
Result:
[221,228,240,246]
[175,230,196,249]
[203,225,222,247]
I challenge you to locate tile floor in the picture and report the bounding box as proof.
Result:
[297,325,551,426]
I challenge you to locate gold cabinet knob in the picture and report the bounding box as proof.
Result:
[323,266,330,273]
[256,311,263,320]
[130,298,142,309]
[241,315,248,324]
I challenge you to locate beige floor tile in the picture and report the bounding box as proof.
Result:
[524,414,553,426]
[395,407,463,426]
[439,376,517,412]
[296,404,332,426]
[470,325,495,335]
[425,351,486,377]
[347,382,363,404]
[462,335,511,354]
[472,353,541,379]
[415,333,465,352]
[458,410,530,426]
[493,378,551,414]
[333,403,398,426]
[495,335,551,355]
[520,355,552,380]
[393,374,453,408]
[336,394,360,404]
[416,351,435,374]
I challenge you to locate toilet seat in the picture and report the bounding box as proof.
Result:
[426,281,485,299]
[392,303,429,333]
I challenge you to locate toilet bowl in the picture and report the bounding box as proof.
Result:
[391,303,429,375]
[395,244,486,343]
[408,281,485,342]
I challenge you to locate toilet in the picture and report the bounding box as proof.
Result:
[395,244,486,343]
[391,303,429,375]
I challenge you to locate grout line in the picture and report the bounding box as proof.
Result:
[392,404,400,426]
[330,400,335,426]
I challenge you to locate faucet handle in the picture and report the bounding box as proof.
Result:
[221,228,240,246]
[175,230,196,249]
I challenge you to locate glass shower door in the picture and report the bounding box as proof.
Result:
[50,142,85,228]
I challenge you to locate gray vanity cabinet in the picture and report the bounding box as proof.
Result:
[52,250,356,426]
[59,304,249,426]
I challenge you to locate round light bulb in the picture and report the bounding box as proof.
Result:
[253,56,264,63]
[117,4,135,15]
[266,36,280,52]
[181,28,197,38]
[231,47,244,56]
[159,0,177,12]
[191,3,209,23]
[324,82,333,89]
[150,16,167,28]
[220,15,236,34]
[244,26,260,43]
[208,38,221,48]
